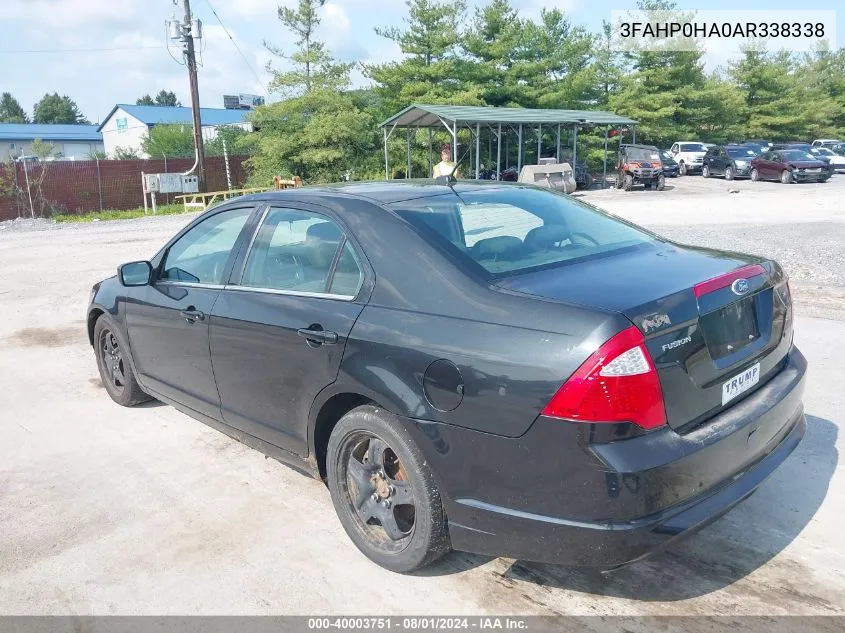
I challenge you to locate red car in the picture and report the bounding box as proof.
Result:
[750,149,830,184]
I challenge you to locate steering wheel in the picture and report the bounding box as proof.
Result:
[569,231,600,246]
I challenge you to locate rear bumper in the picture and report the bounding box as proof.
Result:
[402,348,807,568]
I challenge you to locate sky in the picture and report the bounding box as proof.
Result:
[2,0,842,125]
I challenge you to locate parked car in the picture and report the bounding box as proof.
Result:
[812,138,843,148]
[659,150,679,177]
[740,141,770,155]
[668,141,707,175]
[616,144,665,190]
[702,145,758,180]
[88,181,806,573]
[751,149,830,183]
[811,146,845,172]
[773,144,835,177]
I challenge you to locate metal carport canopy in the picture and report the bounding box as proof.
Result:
[379,104,638,182]
[379,104,637,128]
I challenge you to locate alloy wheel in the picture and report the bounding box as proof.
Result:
[100,329,126,394]
[342,432,416,551]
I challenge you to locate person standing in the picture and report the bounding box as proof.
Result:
[432,143,459,178]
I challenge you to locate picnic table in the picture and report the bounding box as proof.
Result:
[173,187,273,212]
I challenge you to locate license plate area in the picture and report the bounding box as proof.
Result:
[722,362,760,405]
[700,296,760,360]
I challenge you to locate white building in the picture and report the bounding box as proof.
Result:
[98,104,252,158]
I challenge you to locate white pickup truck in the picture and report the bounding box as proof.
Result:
[669,141,708,175]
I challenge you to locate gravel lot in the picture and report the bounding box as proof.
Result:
[0,176,843,615]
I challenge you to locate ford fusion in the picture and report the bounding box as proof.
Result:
[88,182,805,572]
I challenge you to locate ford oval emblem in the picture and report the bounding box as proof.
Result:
[732,278,750,295]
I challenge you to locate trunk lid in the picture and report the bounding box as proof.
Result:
[496,242,793,431]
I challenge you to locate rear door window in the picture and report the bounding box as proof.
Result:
[238,207,363,297]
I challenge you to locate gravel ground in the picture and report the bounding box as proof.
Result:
[0,175,843,616]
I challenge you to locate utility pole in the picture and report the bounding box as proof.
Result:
[168,0,206,191]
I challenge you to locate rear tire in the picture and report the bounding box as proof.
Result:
[326,405,450,573]
[781,169,793,184]
[623,174,634,191]
[93,315,150,407]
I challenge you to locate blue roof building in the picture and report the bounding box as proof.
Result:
[98,104,252,158]
[0,123,104,162]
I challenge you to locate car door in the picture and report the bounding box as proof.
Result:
[125,206,256,418]
[756,151,774,179]
[716,148,728,174]
[210,204,369,455]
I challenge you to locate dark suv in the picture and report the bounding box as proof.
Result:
[616,144,665,191]
[702,145,758,180]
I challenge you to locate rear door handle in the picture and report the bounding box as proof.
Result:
[180,309,205,323]
[297,327,338,345]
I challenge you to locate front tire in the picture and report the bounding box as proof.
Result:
[326,405,450,573]
[623,174,634,191]
[93,315,150,407]
[725,166,735,180]
[781,169,793,184]
[679,162,687,176]
[656,174,666,190]
[702,164,710,178]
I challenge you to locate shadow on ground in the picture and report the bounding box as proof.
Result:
[427,414,837,602]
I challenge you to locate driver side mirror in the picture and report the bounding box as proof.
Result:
[118,261,152,287]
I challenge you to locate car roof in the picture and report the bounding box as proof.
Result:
[237,179,529,206]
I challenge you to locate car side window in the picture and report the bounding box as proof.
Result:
[160,208,252,285]
[671,144,679,153]
[240,207,362,296]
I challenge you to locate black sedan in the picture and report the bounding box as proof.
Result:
[88,181,806,573]
[751,150,830,183]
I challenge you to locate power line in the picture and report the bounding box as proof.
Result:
[0,46,165,54]
[201,0,266,94]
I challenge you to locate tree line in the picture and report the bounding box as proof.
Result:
[242,0,845,184]
[0,90,181,126]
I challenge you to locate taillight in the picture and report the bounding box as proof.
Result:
[775,279,793,341]
[542,326,666,430]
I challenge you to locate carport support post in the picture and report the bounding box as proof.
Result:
[537,123,542,162]
[428,128,433,176]
[632,125,637,144]
[496,123,502,180]
[452,121,458,176]
[475,122,480,179]
[383,128,389,180]
[517,123,523,173]
[603,126,610,189]
[406,127,412,179]
[556,124,561,161]
[572,124,578,166]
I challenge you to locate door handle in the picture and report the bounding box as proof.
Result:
[297,327,338,345]
[180,308,205,323]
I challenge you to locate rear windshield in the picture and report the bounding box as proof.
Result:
[680,143,706,152]
[388,187,654,277]
[727,147,757,158]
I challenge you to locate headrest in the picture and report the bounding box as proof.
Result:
[471,236,523,261]
[524,225,571,251]
[306,221,341,242]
